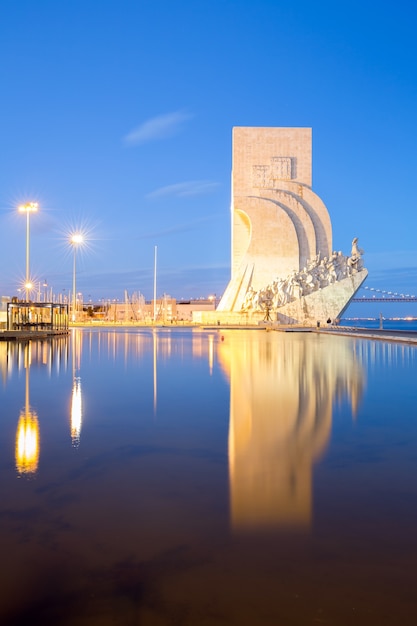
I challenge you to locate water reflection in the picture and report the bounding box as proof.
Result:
[2,329,416,513]
[70,377,82,446]
[82,327,218,364]
[1,329,417,623]
[153,328,157,414]
[217,332,365,531]
[15,343,39,475]
[71,330,83,446]
[0,338,68,475]
[354,337,417,368]
[0,337,68,379]
[76,327,217,416]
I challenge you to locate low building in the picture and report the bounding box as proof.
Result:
[0,296,11,329]
[82,297,216,324]
[176,299,217,322]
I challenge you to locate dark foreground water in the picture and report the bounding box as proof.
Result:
[1,328,417,625]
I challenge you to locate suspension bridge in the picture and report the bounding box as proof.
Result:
[352,286,417,303]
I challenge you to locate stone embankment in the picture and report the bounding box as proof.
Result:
[315,326,417,345]
[0,330,68,341]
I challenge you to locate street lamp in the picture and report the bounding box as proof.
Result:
[70,233,84,322]
[18,202,38,301]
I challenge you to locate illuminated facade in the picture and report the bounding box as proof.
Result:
[7,302,68,332]
[196,127,368,325]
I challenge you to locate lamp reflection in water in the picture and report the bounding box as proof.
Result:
[15,343,39,475]
[71,377,82,446]
[218,332,365,532]
[71,329,83,446]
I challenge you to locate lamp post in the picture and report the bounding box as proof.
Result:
[70,233,84,322]
[18,202,38,301]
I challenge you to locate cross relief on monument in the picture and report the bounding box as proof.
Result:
[252,157,294,188]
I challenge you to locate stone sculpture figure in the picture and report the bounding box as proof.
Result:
[333,251,347,281]
[241,287,256,312]
[238,235,366,315]
[348,237,364,274]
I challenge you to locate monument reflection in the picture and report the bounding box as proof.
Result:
[217,331,365,531]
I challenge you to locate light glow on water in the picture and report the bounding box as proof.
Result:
[15,410,39,474]
[71,377,82,447]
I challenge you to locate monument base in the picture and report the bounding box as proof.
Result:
[194,270,368,327]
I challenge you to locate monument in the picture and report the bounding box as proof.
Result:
[198,127,367,325]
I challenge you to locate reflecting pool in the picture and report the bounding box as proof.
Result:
[1,328,417,625]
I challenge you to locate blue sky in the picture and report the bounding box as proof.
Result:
[1,0,416,316]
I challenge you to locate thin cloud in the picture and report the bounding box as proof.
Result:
[124,110,192,145]
[147,180,220,199]
[136,214,220,239]
[96,212,225,242]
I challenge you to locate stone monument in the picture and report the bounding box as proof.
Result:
[204,127,367,325]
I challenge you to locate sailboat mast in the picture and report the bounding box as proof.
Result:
[153,245,157,322]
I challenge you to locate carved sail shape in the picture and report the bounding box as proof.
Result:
[212,127,367,324]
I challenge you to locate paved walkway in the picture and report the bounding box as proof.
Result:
[316,326,417,344]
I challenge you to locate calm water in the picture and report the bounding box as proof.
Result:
[1,327,417,625]
[341,318,417,331]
